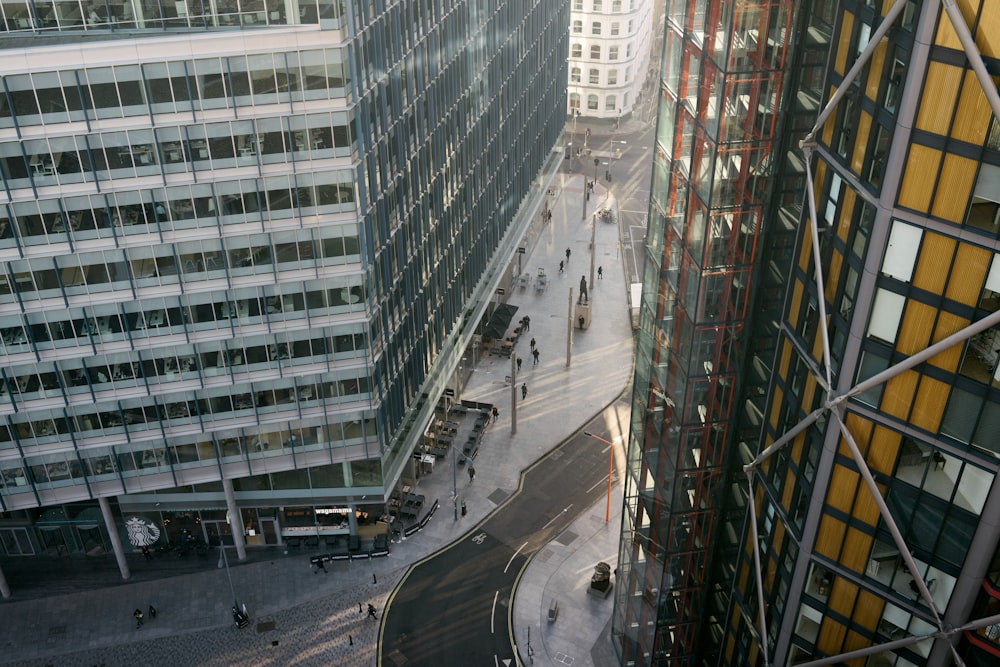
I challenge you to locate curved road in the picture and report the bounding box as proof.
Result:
[379,412,620,666]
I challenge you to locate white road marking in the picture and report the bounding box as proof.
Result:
[505,542,528,573]
[491,590,499,633]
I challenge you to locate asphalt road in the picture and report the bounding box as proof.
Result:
[379,417,616,667]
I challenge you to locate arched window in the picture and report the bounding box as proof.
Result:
[589,69,600,84]
[590,45,601,59]
[569,93,581,109]
[612,0,621,10]
[610,22,620,35]
[609,46,619,60]
[605,95,616,111]
[587,94,599,110]
[571,43,582,58]
[571,67,582,83]
[592,21,601,35]
[608,69,618,85]
[572,20,582,33]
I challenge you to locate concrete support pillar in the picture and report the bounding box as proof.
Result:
[99,496,130,581]
[222,477,247,561]
[0,562,11,598]
[566,288,573,367]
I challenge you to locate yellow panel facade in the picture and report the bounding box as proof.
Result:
[932,153,977,222]
[934,0,975,51]
[867,424,901,476]
[952,70,993,144]
[834,12,854,76]
[836,188,857,242]
[916,61,961,135]
[911,232,954,294]
[897,300,936,355]
[817,613,848,657]
[864,37,887,101]
[851,111,871,174]
[841,526,874,573]
[880,369,918,420]
[825,249,843,303]
[827,465,859,513]
[928,311,970,371]
[911,376,950,432]
[945,242,990,305]
[815,515,847,560]
[827,577,858,619]
[975,0,1000,58]
[898,145,941,213]
[853,589,884,629]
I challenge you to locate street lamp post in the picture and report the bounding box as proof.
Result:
[583,431,616,523]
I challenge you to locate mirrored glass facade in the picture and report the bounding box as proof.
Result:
[0,0,568,572]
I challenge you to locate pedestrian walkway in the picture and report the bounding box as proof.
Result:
[0,172,635,667]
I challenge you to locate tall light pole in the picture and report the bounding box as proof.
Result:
[583,431,616,522]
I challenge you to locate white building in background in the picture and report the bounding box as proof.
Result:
[568,0,653,121]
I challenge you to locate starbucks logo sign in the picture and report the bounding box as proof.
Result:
[125,516,161,547]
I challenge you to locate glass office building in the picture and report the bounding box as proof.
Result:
[616,0,1000,665]
[0,0,568,587]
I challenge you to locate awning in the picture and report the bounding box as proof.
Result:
[482,303,519,340]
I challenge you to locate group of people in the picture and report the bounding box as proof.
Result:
[133,604,157,628]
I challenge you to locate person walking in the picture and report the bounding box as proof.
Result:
[468,465,476,482]
[521,383,528,400]
[565,247,571,263]
[133,608,144,628]
[141,545,153,561]
[148,604,157,619]
[532,348,539,366]
[516,356,522,372]
[491,406,499,424]
[367,603,378,619]
[523,315,530,331]
[559,260,564,273]
[530,337,536,352]
[598,266,603,280]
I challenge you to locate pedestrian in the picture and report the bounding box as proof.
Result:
[133,608,144,628]
[367,603,378,619]
[468,465,476,481]
[517,356,522,371]
[491,406,499,424]
[530,337,536,351]
[148,604,157,619]
[598,266,603,280]
[141,545,153,561]
[532,348,539,365]
[523,315,530,331]
[315,558,326,574]
[559,260,564,273]
[521,383,527,400]
[566,247,571,262]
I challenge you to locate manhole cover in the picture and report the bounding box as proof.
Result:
[555,530,578,546]
[256,621,276,633]
[488,489,509,505]
[385,648,408,666]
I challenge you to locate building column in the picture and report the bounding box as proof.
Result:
[222,477,247,561]
[98,496,130,581]
[0,562,10,598]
